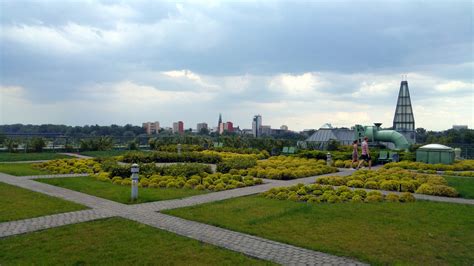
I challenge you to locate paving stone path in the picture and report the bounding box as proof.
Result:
[0,170,365,265]
[1,166,473,265]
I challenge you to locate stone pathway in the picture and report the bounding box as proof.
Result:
[58,153,94,159]
[0,170,365,265]
[0,209,114,238]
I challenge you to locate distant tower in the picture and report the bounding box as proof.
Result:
[218,113,224,134]
[252,115,262,137]
[393,79,416,143]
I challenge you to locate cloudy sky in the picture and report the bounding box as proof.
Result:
[0,0,472,131]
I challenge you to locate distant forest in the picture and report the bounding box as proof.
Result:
[0,124,145,138]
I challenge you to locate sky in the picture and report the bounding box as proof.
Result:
[0,0,472,131]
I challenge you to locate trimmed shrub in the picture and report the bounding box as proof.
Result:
[351,195,363,203]
[347,180,364,188]
[399,192,416,202]
[385,193,400,202]
[380,180,400,191]
[364,181,379,189]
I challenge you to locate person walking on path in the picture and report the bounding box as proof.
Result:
[351,140,359,169]
[357,137,372,170]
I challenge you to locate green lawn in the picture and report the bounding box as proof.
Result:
[0,182,86,222]
[0,152,70,162]
[0,163,51,176]
[445,175,474,199]
[37,176,207,204]
[165,195,474,265]
[0,217,273,265]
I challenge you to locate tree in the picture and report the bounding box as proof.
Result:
[30,137,45,152]
[4,138,18,153]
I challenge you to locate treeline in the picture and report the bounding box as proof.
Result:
[416,128,474,145]
[0,124,145,137]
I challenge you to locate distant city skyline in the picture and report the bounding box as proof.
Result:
[0,1,472,131]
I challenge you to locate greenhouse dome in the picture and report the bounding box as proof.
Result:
[416,144,454,164]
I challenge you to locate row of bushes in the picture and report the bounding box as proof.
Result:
[33,159,102,174]
[316,168,459,197]
[200,150,268,160]
[236,156,337,180]
[210,147,268,155]
[216,157,257,173]
[121,151,221,164]
[156,144,203,152]
[102,162,212,178]
[384,160,474,171]
[443,171,474,177]
[94,172,263,192]
[262,183,416,204]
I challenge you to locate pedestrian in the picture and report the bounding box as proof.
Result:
[357,136,372,170]
[351,140,359,169]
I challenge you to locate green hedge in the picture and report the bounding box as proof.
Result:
[122,151,221,164]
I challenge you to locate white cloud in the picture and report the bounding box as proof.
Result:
[268,72,327,96]
[435,81,472,93]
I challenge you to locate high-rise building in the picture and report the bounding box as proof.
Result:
[217,113,226,134]
[393,79,415,143]
[224,121,234,132]
[252,115,262,137]
[142,121,160,134]
[261,125,271,136]
[280,125,288,131]
[172,121,184,134]
[197,122,208,133]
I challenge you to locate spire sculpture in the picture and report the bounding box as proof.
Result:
[393,80,416,142]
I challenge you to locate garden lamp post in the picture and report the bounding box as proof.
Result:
[131,163,139,201]
[326,152,332,166]
[177,143,182,155]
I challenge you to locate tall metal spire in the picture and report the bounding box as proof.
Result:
[218,113,222,125]
[393,80,415,132]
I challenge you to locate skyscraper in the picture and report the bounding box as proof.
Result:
[252,115,262,137]
[393,79,416,143]
[173,121,184,134]
[218,113,224,134]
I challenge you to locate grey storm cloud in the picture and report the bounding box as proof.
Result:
[0,0,472,130]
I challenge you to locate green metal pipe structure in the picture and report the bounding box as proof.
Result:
[354,124,410,151]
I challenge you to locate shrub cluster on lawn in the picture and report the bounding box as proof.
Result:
[262,183,416,204]
[101,162,212,178]
[94,172,263,192]
[33,159,102,174]
[156,144,203,152]
[121,151,221,164]
[443,171,474,177]
[384,160,474,171]
[216,157,257,173]
[317,168,459,197]
[232,156,337,180]
[200,150,269,160]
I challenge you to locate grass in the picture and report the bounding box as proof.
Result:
[0,182,86,222]
[0,217,274,265]
[165,195,474,265]
[0,163,51,176]
[37,176,208,204]
[445,175,474,199]
[0,152,71,162]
